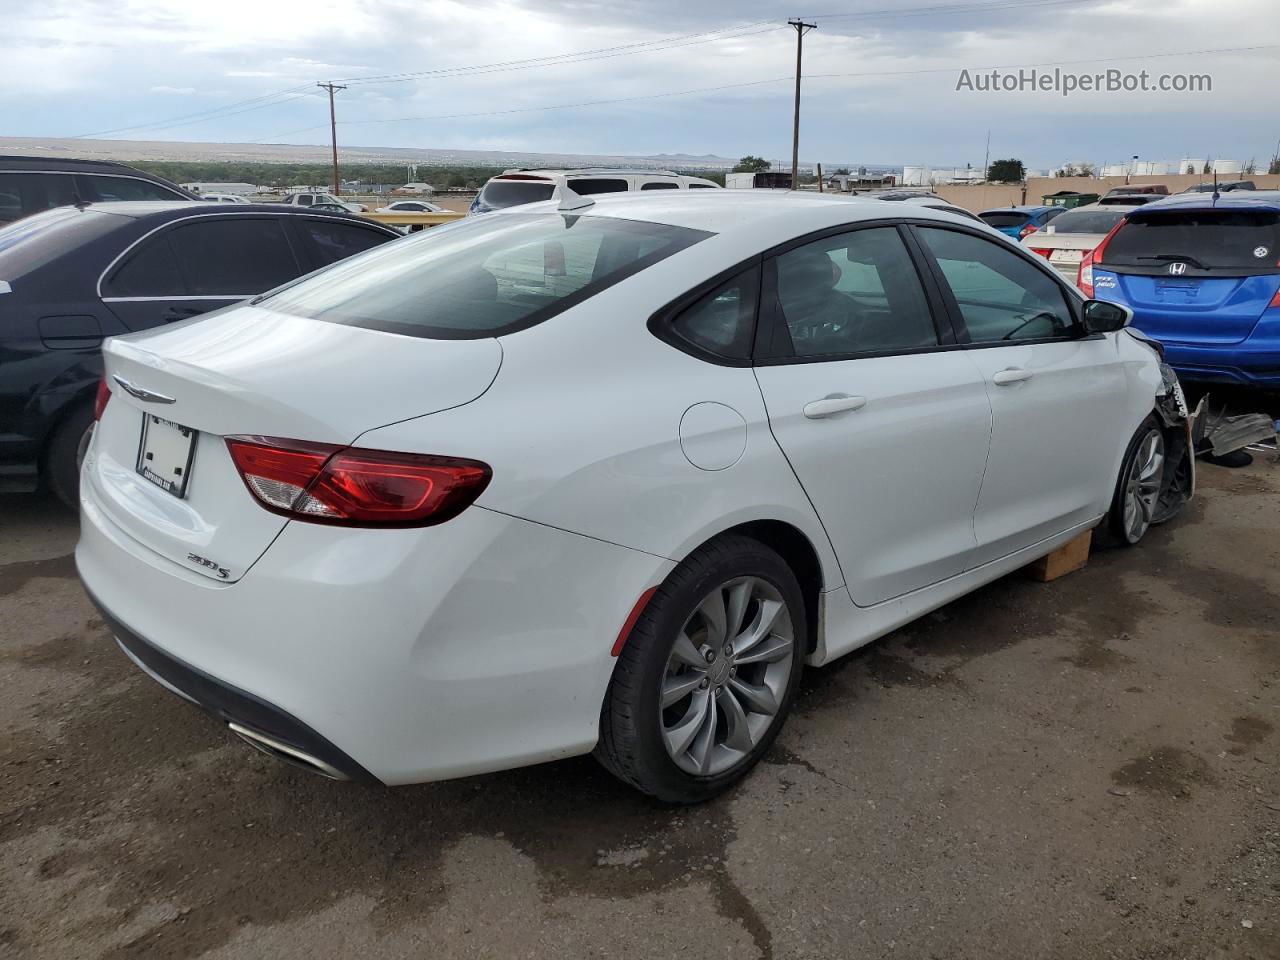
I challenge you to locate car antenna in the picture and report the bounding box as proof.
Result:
[553,179,594,212]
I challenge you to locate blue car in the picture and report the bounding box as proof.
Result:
[977,205,1064,240]
[1082,192,1280,387]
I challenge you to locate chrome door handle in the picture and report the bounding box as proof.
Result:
[992,368,1033,386]
[803,394,868,419]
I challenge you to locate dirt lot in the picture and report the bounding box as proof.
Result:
[2,459,1278,960]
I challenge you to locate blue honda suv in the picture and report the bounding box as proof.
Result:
[1080,192,1280,387]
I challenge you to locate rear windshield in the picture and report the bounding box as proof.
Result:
[1105,209,1280,272]
[979,212,1030,227]
[1046,208,1127,234]
[0,206,120,279]
[476,179,555,212]
[261,213,712,339]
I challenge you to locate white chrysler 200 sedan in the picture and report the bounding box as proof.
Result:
[77,189,1191,802]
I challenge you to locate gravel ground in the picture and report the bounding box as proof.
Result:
[1,459,1277,960]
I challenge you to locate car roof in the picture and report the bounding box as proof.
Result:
[497,168,684,178]
[979,205,1052,215]
[0,154,158,174]
[67,200,397,227]
[509,189,986,237]
[1137,190,1280,213]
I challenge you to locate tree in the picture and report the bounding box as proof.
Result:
[1078,163,1096,177]
[733,155,771,173]
[1059,164,1079,177]
[832,167,850,175]
[1270,157,1280,176]
[1244,158,1256,175]
[986,158,1025,183]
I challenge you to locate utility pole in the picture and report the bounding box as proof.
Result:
[788,19,816,190]
[317,82,347,195]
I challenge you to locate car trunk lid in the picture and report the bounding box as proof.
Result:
[88,305,501,582]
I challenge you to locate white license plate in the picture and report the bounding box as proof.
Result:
[136,415,197,498]
[1051,249,1084,263]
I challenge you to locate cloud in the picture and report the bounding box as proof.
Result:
[150,85,197,94]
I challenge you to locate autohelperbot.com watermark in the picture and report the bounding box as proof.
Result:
[955,67,1212,96]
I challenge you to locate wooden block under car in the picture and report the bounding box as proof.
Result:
[1025,530,1092,582]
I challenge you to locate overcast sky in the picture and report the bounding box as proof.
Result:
[3,0,1278,168]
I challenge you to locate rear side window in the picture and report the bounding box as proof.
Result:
[1047,208,1125,234]
[641,181,679,190]
[569,178,629,195]
[978,212,1030,228]
[295,219,392,266]
[106,236,186,297]
[295,195,314,206]
[762,226,938,358]
[668,267,759,361]
[918,227,1074,342]
[688,183,716,189]
[166,218,300,295]
[82,176,184,202]
[0,172,78,223]
[0,207,119,278]
[262,213,711,339]
[1104,209,1280,273]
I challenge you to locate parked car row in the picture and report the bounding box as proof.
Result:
[0,201,399,503]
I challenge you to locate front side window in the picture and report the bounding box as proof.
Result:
[295,219,391,266]
[668,267,759,361]
[263,213,711,339]
[84,176,184,202]
[762,226,938,358]
[917,227,1074,342]
[166,217,299,295]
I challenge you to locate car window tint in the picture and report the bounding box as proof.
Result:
[263,213,710,339]
[641,181,679,190]
[767,227,938,358]
[918,227,1074,342]
[166,217,299,295]
[85,176,183,202]
[979,212,1030,228]
[296,219,391,266]
[0,172,79,223]
[670,267,759,360]
[688,183,716,189]
[106,236,186,297]
[296,195,313,206]
[568,178,629,195]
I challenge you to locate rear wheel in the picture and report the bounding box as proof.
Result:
[595,535,806,803]
[1108,417,1165,546]
[46,403,95,510]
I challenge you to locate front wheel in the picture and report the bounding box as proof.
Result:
[595,535,806,803]
[1108,416,1166,546]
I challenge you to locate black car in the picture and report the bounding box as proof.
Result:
[0,155,196,224]
[1179,180,1257,194]
[0,202,400,505]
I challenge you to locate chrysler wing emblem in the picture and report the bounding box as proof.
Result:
[1168,262,1188,276]
[112,375,176,404]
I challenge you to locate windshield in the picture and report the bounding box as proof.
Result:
[262,213,712,339]
[472,179,556,214]
[1105,209,1280,273]
[979,212,1031,228]
[1047,208,1127,234]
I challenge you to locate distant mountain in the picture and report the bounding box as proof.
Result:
[0,137,745,172]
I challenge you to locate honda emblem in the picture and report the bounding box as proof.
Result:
[1168,262,1187,276]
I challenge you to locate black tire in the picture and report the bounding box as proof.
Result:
[45,403,95,510]
[1104,415,1165,547]
[594,534,807,804]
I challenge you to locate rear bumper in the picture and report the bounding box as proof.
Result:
[85,587,378,782]
[1162,340,1280,386]
[77,477,673,785]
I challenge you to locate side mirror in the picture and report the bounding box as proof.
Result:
[1082,299,1132,333]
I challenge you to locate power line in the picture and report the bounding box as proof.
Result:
[72,84,314,139]
[251,41,1276,143]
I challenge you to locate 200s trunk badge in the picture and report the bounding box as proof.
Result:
[112,376,176,404]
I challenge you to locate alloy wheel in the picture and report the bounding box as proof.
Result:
[1122,429,1164,543]
[660,576,795,777]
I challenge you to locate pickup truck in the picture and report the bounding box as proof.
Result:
[277,192,366,213]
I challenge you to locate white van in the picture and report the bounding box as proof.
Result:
[469,168,719,214]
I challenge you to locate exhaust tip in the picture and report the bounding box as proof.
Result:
[227,722,350,781]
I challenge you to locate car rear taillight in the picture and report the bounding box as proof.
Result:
[94,377,111,420]
[225,436,491,527]
[1019,223,1039,239]
[1270,285,1280,309]
[1028,247,1053,258]
[1077,217,1127,298]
